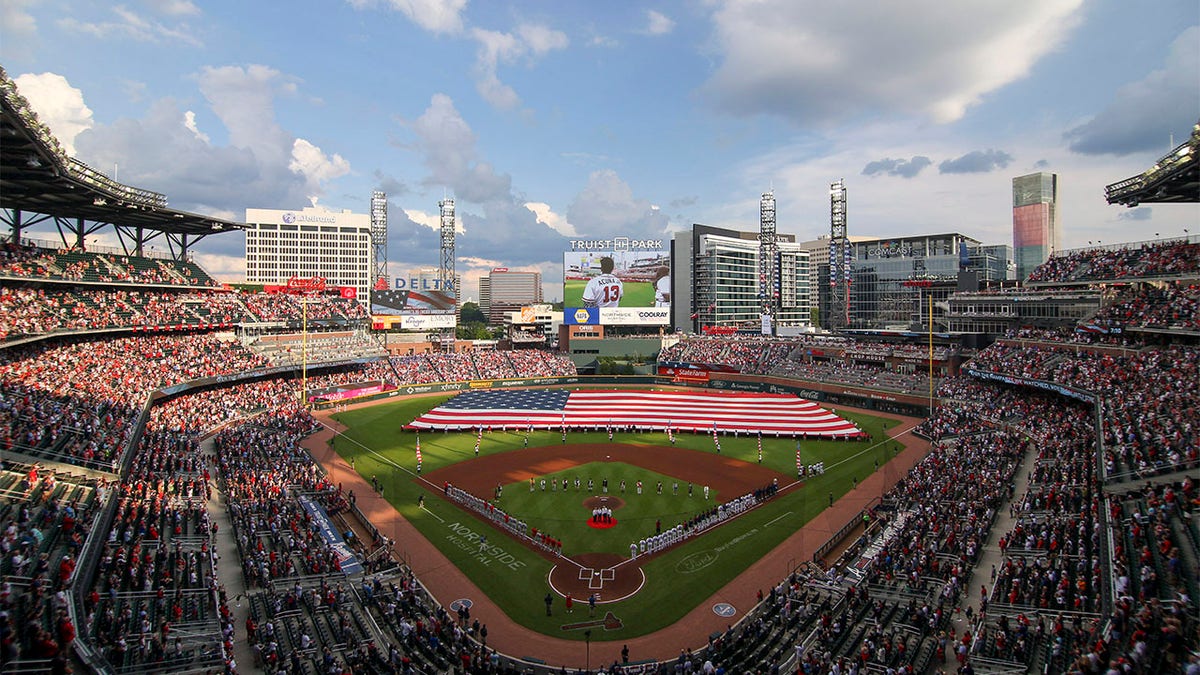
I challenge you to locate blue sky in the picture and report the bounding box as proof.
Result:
[2,0,1197,301]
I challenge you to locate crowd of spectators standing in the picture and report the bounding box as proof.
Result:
[1026,239,1200,283]
[0,334,266,471]
[0,242,222,288]
[0,285,370,342]
[915,340,1197,672]
[699,404,1032,673]
[388,350,576,384]
[0,461,96,673]
[1089,281,1200,332]
[966,340,1199,481]
[659,335,946,394]
[1,236,1197,674]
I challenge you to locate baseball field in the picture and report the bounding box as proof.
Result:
[328,393,905,642]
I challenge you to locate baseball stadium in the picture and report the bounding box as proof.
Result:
[1,65,1199,675]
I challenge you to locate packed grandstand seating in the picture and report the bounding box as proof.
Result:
[0,285,371,342]
[1026,239,1200,283]
[659,335,947,394]
[247,331,387,366]
[966,341,1199,481]
[1090,281,1200,332]
[0,239,1198,675]
[0,462,97,671]
[0,242,222,288]
[388,351,576,384]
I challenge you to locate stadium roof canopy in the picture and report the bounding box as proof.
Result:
[0,67,244,258]
[1105,120,1200,207]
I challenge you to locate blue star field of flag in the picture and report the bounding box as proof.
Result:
[438,389,570,411]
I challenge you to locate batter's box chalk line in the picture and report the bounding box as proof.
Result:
[578,567,594,581]
[599,568,615,581]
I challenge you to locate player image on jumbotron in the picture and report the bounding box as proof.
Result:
[563,249,670,315]
[581,256,623,308]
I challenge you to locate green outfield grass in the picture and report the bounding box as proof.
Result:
[328,394,907,641]
[564,279,656,308]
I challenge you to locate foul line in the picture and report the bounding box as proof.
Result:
[779,420,922,492]
[312,416,593,572]
[764,511,793,528]
[313,417,442,491]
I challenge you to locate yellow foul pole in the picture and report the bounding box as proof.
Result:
[928,293,934,409]
[302,297,308,407]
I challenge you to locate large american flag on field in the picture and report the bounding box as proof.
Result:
[407,389,862,437]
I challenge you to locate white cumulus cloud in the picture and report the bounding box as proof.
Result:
[182,110,209,143]
[525,202,578,236]
[13,72,95,156]
[289,138,352,195]
[470,23,568,111]
[645,10,675,36]
[1065,26,1200,155]
[566,169,670,240]
[702,0,1084,125]
[347,0,466,35]
[404,208,465,234]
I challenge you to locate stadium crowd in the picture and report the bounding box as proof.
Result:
[0,236,1197,675]
[1089,281,1200,331]
[388,350,576,384]
[967,340,1199,480]
[0,461,97,674]
[659,335,949,394]
[0,242,223,288]
[1026,239,1200,283]
[0,286,372,342]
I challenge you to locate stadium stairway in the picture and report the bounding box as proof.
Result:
[956,434,1040,663]
[199,435,258,672]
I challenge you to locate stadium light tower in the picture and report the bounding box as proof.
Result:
[438,197,456,300]
[370,191,388,290]
[828,179,850,330]
[759,189,778,334]
[438,197,458,350]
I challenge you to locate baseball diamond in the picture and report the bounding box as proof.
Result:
[309,390,930,667]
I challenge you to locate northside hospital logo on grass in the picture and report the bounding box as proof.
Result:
[446,521,527,571]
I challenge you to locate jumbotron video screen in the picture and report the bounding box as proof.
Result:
[563,245,670,326]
